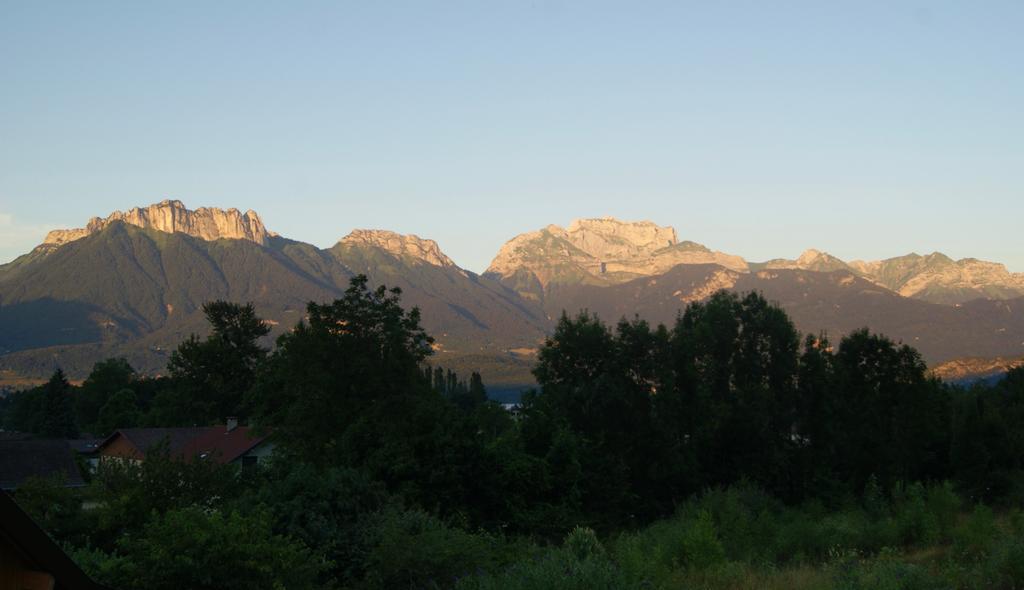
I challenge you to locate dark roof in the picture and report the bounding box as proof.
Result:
[109,427,209,455]
[98,426,270,464]
[0,490,112,590]
[0,430,33,441]
[0,440,87,491]
[66,438,103,455]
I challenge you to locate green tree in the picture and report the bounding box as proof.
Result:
[250,276,490,514]
[246,461,388,586]
[89,441,240,545]
[249,275,433,463]
[669,291,800,495]
[2,385,47,433]
[114,507,326,590]
[14,473,88,546]
[832,329,948,491]
[40,368,78,438]
[156,301,270,425]
[94,388,141,436]
[76,358,136,434]
[527,312,669,524]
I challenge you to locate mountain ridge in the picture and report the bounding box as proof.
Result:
[487,218,1024,305]
[4,202,1023,385]
[40,199,272,249]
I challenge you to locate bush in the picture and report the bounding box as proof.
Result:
[924,482,961,540]
[115,507,326,590]
[995,539,1024,587]
[892,483,939,546]
[697,485,781,563]
[833,555,941,590]
[681,509,727,570]
[952,504,1001,563]
[362,508,506,589]
[563,526,605,561]
[245,461,388,585]
[456,530,624,590]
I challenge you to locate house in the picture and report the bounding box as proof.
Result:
[0,440,86,491]
[96,419,273,467]
[0,490,111,590]
[66,439,103,473]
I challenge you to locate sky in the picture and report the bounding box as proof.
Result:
[1,1,1022,272]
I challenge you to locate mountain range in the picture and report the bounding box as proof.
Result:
[2,200,1022,386]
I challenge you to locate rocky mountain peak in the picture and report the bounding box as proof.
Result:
[562,217,678,259]
[485,217,747,295]
[796,249,825,264]
[42,200,270,247]
[338,229,455,267]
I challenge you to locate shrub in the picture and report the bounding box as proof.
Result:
[833,557,941,590]
[563,526,605,561]
[924,482,961,540]
[952,504,1001,562]
[116,507,326,590]
[996,539,1024,587]
[456,529,623,590]
[363,508,505,589]
[892,483,939,546]
[680,509,727,570]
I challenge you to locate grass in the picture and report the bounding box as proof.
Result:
[449,483,1024,590]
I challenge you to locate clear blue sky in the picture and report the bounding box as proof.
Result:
[1,1,1022,272]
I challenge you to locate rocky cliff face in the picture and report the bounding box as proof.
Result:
[849,253,1024,303]
[485,217,748,296]
[338,229,455,267]
[762,249,853,273]
[930,356,1024,382]
[42,200,270,247]
[763,249,1024,304]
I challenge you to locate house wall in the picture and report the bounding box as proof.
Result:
[0,534,55,590]
[98,435,142,463]
[235,440,276,466]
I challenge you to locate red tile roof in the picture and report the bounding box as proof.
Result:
[180,426,269,464]
[98,426,269,464]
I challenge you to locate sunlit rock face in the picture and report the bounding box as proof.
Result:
[930,356,1024,382]
[849,253,1024,303]
[763,249,853,273]
[762,249,1024,304]
[336,229,456,267]
[485,217,749,295]
[42,200,270,247]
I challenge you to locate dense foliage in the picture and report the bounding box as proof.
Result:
[4,278,1024,588]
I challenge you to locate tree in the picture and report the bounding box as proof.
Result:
[249,275,433,463]
[40,368,78,438]
[246,461,388,586]
[76,358,136,433]
[113,507,326,590]
[158,301,270,425]
[94,388,141,437]
[527,312,668,524]
[667,291,800,496]
[89,441,240,544]
[831,329,947,491]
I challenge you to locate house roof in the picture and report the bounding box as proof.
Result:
[66,438,103,455]
[179,426,269,464]
[0,430,33,441]
[98,426,269,464]
[0,439,86,491]
[103,427,208,456]
[0,490,112,590]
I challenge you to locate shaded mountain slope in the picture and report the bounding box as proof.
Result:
[0,222,547,381]
[542,264,1024,364]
